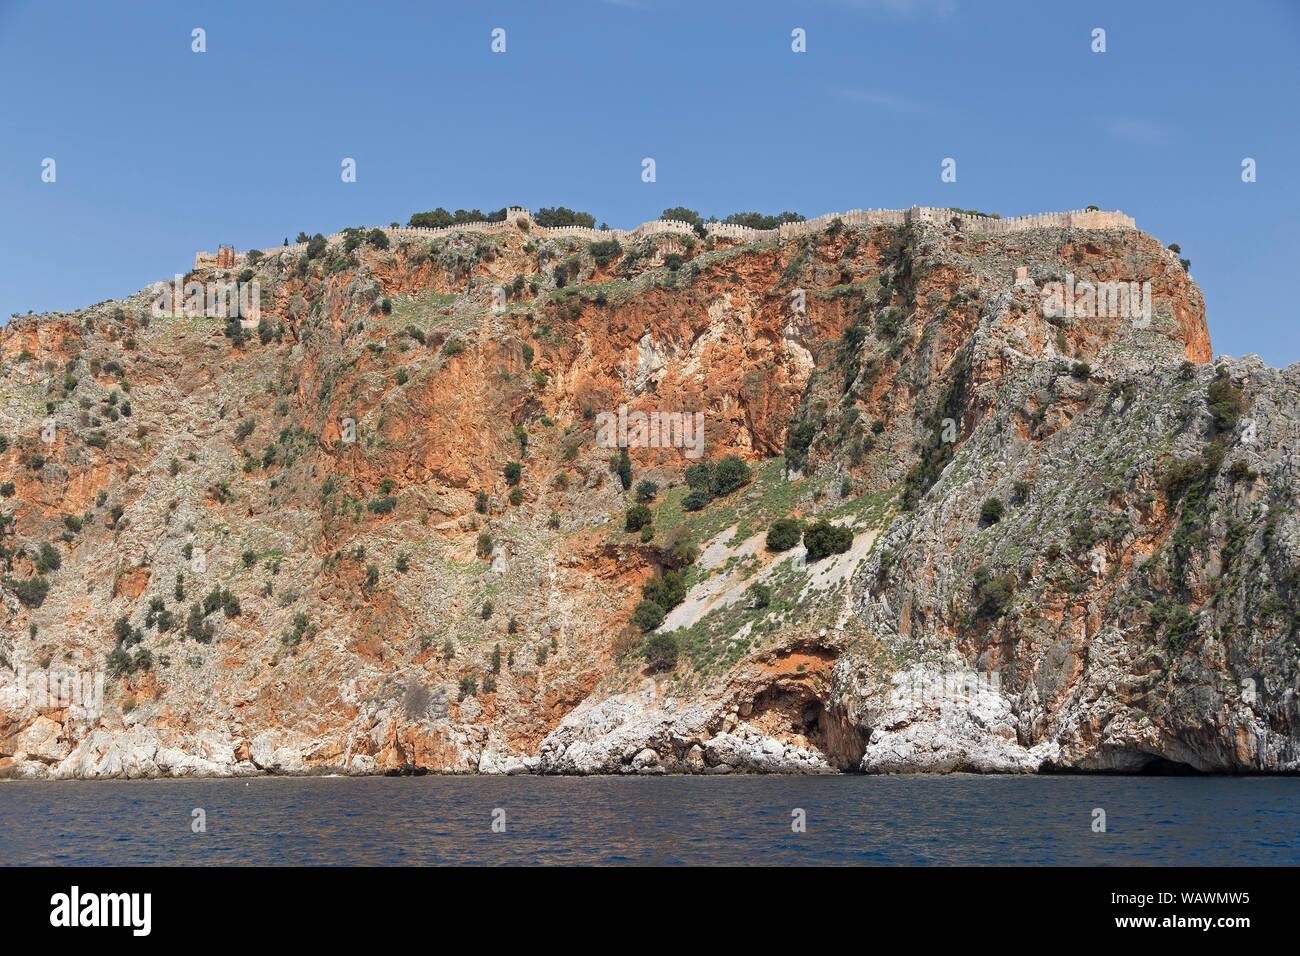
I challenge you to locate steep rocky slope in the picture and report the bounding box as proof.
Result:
[2,208,1296,778]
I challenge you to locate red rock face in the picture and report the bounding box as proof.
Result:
[4,216,1256,780]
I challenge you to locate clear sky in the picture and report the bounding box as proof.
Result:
[1,0,1297,364]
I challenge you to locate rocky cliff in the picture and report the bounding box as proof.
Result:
[2,208,1296,778]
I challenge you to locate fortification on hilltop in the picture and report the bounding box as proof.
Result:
[195,206,1137,269]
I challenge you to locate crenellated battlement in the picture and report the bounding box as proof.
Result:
[195,206,1136,268]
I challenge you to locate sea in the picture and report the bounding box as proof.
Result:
[2,774,1296,866]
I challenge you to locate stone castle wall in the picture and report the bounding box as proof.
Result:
[196,206,1136,268]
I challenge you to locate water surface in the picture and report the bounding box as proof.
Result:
[2,774,1296,865]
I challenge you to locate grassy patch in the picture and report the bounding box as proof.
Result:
[384,291,459,332]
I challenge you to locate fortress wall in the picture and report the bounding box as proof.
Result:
[204,207,1136,266]
[623,219,698,241]
[706,222,775,241]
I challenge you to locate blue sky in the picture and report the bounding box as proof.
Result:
[1,0,1297,364]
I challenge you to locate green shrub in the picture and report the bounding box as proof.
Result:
[766,518,802,552]
[634,479,658,503]
[534,207,595,228]
[632,600,666,634]
[979,498,1004,526]
[684,462,712,491]
[803,520,853,561]
[642,570,686,612]
[106,645,133,678]
[1068,521,1098,554]
[35,542,61,574]
[971,565,1015,620]
[280,612,315,650]
[642,631,679,672]
[710,455,752,497]
[616,448,632,491]
[590,239,622,268]
[9,575,50,608]
[874,307,903,338]
[185,603,214,642]
[625,504,652,533]
[504,462,522,486]
[1207,368,1245,433]
[682,489,711,512]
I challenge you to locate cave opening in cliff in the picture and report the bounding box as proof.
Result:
[747,683,866,771]
[1133,755,1204,776]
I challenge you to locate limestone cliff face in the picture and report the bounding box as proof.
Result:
[1,211,1294,779]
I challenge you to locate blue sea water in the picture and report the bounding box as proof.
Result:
[1,774,1297,866]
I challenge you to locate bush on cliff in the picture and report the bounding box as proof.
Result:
[1207,368,1246,434]
[710,455,752,497]
[642,631,679,672]
[682,489,711,512]
[8,575,50,608]
[185,603,214,643]
[766,518,802,552]
[616,447,632,491]
[979,497,1005,526]
[642,569,686,613]
[590,239,622,268]
[625,504,652,533]
[35,541,61,574]
[803,521,853,562]
[971,565,1015,621]
[685,462,712,491]
[632,599,665,632]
